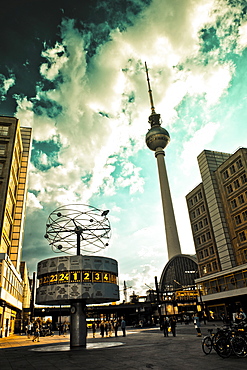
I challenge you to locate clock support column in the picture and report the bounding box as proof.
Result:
[70,301,87,348]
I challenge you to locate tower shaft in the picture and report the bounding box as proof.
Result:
[155,147,181,259]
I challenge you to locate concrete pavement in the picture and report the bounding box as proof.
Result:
[0,323,247,369]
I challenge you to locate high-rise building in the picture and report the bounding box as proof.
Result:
[186,148,247,318]
[0,116,32,337]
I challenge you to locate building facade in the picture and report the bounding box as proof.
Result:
[186,148,247,318]
[0,116,32,336]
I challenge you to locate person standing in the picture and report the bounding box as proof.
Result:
[27,322,32,339]
[100,321,105,337]
[121,318,126,337]
[114,320,119,337]
[193,313,201,337]
[169,316,177,337]
[92,322,96,338]
[163,317,170,337]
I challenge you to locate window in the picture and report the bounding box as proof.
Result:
[199,221,203,229]
[191,211,196,219]
[204,249,209,257]
[0,143,6,155]
[0,125,9,136]
[207,263,212,272]
[227,184,233,194]
[194,224,198,232]
[206,231,211,240]
[236,159,243,169]
[212,261,217,271]
[241,174,247,184]
[209,246,214,255]
[201,235,206,243]
[230,164,236,174]
[235,215,242,225]
[223,170,229,180]
[244,250,247,260]
[196,237,201,245]
[198,191,202,199]
[242,211,247,221]
[204,218,208,226]
[234,179,240,189]
[231,199,237,209]
[239,231,246,242]
[196,208,201,216]
[199,251,204,260]
[238,195,245,205]
[201,204,205,212]
[194,195,198,203]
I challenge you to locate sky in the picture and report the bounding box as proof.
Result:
[1,0,247,301]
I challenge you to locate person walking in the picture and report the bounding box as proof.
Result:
[32,327,40,342]
[121,318,126,337]
[193,313,201,337]
[169,316,177,337]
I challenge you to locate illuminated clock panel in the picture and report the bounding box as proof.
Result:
[36,255,119,305]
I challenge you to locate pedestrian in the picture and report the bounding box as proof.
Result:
[32,327,40,342]
[121,318,126,337]
[235,308,247,323]
[100,321,105,337]
[169,316,177,337]
[193,313,201,337]
[105,321,108,337]
[92,322,96,338]
[108,321,112,337]
[114,320,119,337]
[163,317,170,337]
[27,322,32,339]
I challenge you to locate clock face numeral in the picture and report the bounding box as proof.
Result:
[93,271,102,282]
[38,270,117,286]
[58,272,69,283]
[103,272,110,282]
[82,271,92,282]
[50,274,58,284]
[70,271,81,282]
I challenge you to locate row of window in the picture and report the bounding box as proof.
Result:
[222,158,243,180]
[198,245,215,260]
[200,260,218,275]
[231,192,247,209]
[188,191,203,207]
[190,204,206,219]
[196,231,212,246]
[201,268,247,295]
[193,217,209,232]
[235,210,247,226]
[226,174,247,194]
[0,125,9,136]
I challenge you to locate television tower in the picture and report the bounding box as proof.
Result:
[145,62,181,259]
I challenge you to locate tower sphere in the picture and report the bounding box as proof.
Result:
[146,124,170,151]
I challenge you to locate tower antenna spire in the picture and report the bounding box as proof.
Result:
[145,62,156,115]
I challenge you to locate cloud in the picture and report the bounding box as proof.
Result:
[0,73,15,101]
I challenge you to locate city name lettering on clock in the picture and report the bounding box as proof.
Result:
[38,270,117,286]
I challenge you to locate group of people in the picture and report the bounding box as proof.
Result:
[161,316,177,337]
[26,321,40,342]
[91,318,126,338]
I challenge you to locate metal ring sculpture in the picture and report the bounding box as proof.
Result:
[44,204,111,255]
